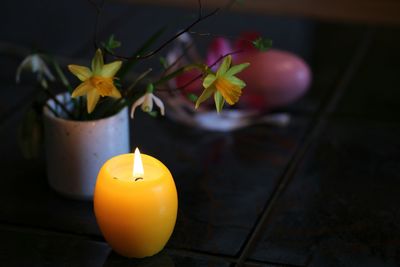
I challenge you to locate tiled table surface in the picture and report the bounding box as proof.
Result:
[0,21,399,267]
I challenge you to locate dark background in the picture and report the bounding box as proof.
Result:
[1,0,400,266]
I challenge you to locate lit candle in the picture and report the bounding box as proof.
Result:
[94,148,178,258]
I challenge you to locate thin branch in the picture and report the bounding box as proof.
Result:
[120,8,219,60]
[159,41,195,79]
[198,0,203,17]
[88,0,105,50]
[102,68,153,117]
[126,68,153,93]
[189,31,257,48]
[87,0,219,61]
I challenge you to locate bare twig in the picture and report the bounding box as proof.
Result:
[126,68,153,93]
[102,68,153,117]
[88,0,105,50]
[159,41,195,79]
[121,8,219,60]
[87,0,219,61]
[198,0,203,17]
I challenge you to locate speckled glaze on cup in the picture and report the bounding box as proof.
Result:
[43,93,130,200]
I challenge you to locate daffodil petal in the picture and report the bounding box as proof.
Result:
[130,95,146,118]
[91,49,104,75]
[68,65,92,81]
[71,80,94,98]
[202,74,217,88]
[109,86,122,99]
[216,55,232,77]
[225,63,250,77]
[214,91,225,113]
[152,94,165,116]
[100,61,122,77]
[215,77,242,105]
[86,89,100,113]
[195,86,215,109]
[225,75,246,88]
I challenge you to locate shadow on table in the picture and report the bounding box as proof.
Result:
[103,251,175,267]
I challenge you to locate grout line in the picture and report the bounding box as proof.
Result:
[244,258,304,267]
[325,115,400,128]
[320,27,376,116]
[234,27,375,267]
[166,248,238,263]
[0,220,105,243]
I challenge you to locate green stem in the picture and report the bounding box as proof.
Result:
[101,68,153,118]
[154,64,203,86]
[44,89,74,119]
[51,58,72,91]
[45,103,59,117]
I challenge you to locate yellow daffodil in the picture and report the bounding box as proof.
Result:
[68,49,122,113]
[195,55,249,112]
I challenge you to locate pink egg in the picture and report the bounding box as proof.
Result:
[236,49,312,111]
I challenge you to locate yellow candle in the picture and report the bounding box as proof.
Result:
[94,149,178,258]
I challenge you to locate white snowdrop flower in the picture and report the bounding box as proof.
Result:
[16,54,55,87]
[130,92,165,118]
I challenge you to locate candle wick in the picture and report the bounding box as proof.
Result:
[135,177,143,181]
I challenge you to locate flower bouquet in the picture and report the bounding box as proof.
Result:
[16,0,271,199]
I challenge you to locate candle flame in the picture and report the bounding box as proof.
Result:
[133,147,144,179]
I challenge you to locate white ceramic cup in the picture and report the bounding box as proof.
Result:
[43,93,130,200]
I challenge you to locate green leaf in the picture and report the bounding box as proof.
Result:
[159,57,168,69]
[155,67,185,86]
[114,79,122,89]
[214,91,225,113]
[118,27,167,79]
[146,83,154,93]
[102,34,121,54]
[252,37,273,52]
[155,64,205,86]
[125,68,152,94]
[187,93,198,103]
